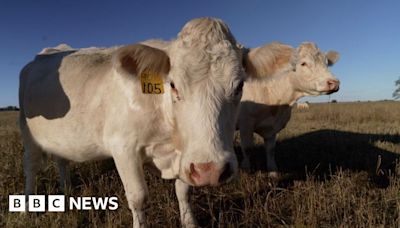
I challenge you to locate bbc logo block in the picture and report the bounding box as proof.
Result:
[48,195,65,212]
[9,195,118,212]
[28,195,46,212]
[9,195,65,212]
[9,195,26,212]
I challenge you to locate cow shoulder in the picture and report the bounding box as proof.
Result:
[21,48,115,119]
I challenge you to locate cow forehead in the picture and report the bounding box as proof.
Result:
[298,43,327,65]
[167,18,243,91]
[177,17,237,49]
[168,45,242,91]
[167,33,242,84]
[173,17,241,73]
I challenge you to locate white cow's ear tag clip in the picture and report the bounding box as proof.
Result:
[140,70,164,94]
[170,82,181,103]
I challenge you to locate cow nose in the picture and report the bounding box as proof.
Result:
[327,79,340,92]
[188,162,233,186]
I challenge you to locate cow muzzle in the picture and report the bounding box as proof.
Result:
[326,79,340,94]
[187,162,233,186]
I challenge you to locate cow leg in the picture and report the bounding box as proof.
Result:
[23,145,44,196]
[56,156,71,192]
[239,125,255,169]
[113,153,148,228]
[175,179,197,228]
[263,135,279,178]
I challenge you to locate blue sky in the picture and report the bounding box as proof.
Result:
[1,0,399,106]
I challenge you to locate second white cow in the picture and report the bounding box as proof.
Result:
[238,42,340,176]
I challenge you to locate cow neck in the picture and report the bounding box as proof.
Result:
[244,70,302,107]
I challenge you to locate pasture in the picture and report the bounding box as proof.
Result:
[1,101,400,227]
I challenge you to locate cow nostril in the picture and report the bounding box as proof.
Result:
[190,163,200,180]
[327,80,339,91]
[328,79,339,85]
[218,163,232,184]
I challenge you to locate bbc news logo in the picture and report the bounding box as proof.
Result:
[9,195,119,212]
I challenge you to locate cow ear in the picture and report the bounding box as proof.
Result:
[243,43,294,79]
[242,48,257,79]
[326,51,340,66]
[113,44,170,78]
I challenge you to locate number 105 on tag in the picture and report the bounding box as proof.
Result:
[142,82,163,94]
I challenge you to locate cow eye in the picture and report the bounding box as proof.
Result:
[170,81,181,102]
[234,80,244,96]
[301,62,307,66]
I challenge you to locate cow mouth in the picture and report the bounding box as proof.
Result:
[326,86,340,94]
[318,86,339,95]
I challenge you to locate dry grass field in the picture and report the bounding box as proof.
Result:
[1,101,400,227]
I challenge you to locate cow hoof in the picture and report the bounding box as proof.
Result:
[182,219,198,228]
[183,223,198,228]
[267,171,280,179]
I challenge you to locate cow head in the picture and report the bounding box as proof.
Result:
[113,18,243,186]
[243,42,340,98]
[291,42,340,96]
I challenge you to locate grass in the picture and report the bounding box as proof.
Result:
[1,101,400,227]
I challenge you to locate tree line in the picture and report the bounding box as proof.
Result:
[0,106,19,111]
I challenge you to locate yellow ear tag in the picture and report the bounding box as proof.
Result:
[140,70,164,94]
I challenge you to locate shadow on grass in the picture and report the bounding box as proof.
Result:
[236,129,400,187]
[192,130,400,227]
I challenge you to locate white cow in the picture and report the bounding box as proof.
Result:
[37,43,75,55]
[296,102,310,110]
[238,42,340,177]
[19,18,246,227]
